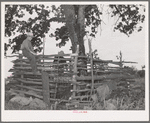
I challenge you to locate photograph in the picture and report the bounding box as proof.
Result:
[1,1,149,122]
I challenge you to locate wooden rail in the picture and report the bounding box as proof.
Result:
[8,52,137,109]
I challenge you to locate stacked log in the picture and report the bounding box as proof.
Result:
[8,54,73,105]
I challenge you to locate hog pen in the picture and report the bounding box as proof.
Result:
[8,46,137,110]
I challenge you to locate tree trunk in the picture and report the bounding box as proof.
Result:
[62,5,87,55]
[62,5,87,76]
[77,5,86,56]
[61,5,78,53]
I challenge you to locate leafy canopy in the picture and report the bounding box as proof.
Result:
[4,4,145,55]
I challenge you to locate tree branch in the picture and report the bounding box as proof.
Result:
[114,5,122,16]
[113,5,130,37]
[49,17,66,23]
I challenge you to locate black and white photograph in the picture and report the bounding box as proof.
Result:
[1,1,149,122]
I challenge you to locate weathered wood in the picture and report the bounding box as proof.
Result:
[77,56,118,65]
[14,62,57,66]
[7,79,20,84]
[79,83,103,88]
[16,85,56,93]
[107,66,122,69]
[15,71,41,75]
[38,62,69,66]
[122,61,138,64]
[13,62,31,66]
[17,78,42,85]
[96,70,123,73]
[12,57,137,64]
[45,63,69,66]
[8,69,15,72]
[26,78,42,82]
[71,81,87,85]
[71,95,90,99]
[42,71,50,105]
[63,72,78,75]
[119,51,123,68]
[20,56,24,91]
[9,52,138,108]
[9,67,72,75]
[49,80,70,84]
[16,78,69,85]
[16,85,43,92]
[77,67,91,70]
[38,53,71,57]
[57,85,70,88]
[72,45,79,97]
[88,39,94,96]
[93,59,113,63]
[12,58,73,65]
[14,67,71,73]
[14,66,55,70]
[54,55,60,99]
[77,66,122,71]
[14,62,61,67]
[36,57,73,61]
[110,61,138,65]
[76,74,135,81]
[71,88,96,93]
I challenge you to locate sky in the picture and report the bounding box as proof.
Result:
[3,3,148,79]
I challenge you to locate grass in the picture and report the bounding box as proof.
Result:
[91,77,145,110]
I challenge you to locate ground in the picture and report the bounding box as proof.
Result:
[5,77,145,110]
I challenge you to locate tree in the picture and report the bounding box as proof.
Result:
[51,5,102,55]
[5,5,52,54]
[4,4,145,56]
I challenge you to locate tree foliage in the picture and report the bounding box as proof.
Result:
[4,4,145,56]
[5,5,52,54]
[109,5,145,36]
[52,5,102,45]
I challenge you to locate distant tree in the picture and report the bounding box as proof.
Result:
[137,70,145,78]
[141,65,145,70]
[5,4,145,56]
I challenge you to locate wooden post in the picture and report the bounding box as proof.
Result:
[88,39,94,95]
[42,71,50,106]
[119,51,123,68]
[72,45,79,98]
[54,55,59,99]
[20,54,24,91]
